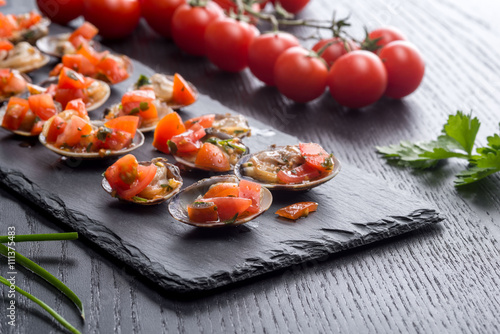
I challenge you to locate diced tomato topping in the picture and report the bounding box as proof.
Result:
[16,11,41,30]
[54,88,87,109]
[0,13,15,38]
[45,116,66,143]
[30,119,44,136]
[277,163,322,184]
[0,68,10,79]
[1,97,29,130]
[49,63,64,77]
[0,1,6,7]
[194,142,230,172]
[105,155,157,200]
[55,115,92,148]
[172,73,196,106]
[121,90,157,121]
[0,39,13,51]
[28,94,57,121]
[184,114,215,129]
[69,21,98,44]
[58,67,91,90]
[64,98,88,118]
[96,129,133,151]
[199,197,252,221]
[95,56,129,84]
[169,123,206,154]
[153,112,186,154]
[187,201,219,223]
[76,41,102,66]
[275,202,319,220]
[104,115,139,137]
[62,54,96,77]
[299,143,334,173]
[203,182,240,199]
[238,179,261,214]
[118,164,156,200]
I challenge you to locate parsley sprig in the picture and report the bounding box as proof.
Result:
[376,111,500,186]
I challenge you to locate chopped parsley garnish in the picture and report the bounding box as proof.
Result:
[96,126,113,141]
[135,74,151,87]
[139,101,149,111]
[129,107,140,115]
[132,196,148,203]
[167,140,177,154]
[224,213,239,225]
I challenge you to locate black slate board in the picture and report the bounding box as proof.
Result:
[0,38,443,294]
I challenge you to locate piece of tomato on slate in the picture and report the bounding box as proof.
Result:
[275,202,318,220]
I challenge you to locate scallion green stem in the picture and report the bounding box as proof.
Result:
[0,275,81,334]
[0,232,78,244]
[0,243,84,319]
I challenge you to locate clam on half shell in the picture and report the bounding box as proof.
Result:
[132,73,199,110]
[102,158,183,205]
[36,33,103,58]
[234,146,342,191]
[172,129,249,172]
[39,118,145,159]
[0,71,31,103]
[0,42,50,73]
[168,175,273,227]
[39,77,110,112]
[9,18,50,45]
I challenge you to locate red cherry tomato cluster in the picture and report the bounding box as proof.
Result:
[37,0,424,108]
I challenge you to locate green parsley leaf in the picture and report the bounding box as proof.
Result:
[442,111,480,156]
[167,140,177,154]
[139,101,149,111]
[135,74,151,88]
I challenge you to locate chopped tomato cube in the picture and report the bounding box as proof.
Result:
[194,142,230,172]
[188,201,219,223]
[199,197,252,221]
[184,114,215,129]
[0,39,13,51]
[30,119,44,136]
[118,164,156,200]
[54,88,87,109]
[96,129,133,151]
[104,115,139,137]
[172,73,196,106]
[69,21,98,43]
[45,116,66,143]
[299,142,334,173]
[121,90,157,120]
[28,94,57,121]
[17,11,41,30]
[64,98,88,118]
[275,202,318,220]
[169,123,206,154]
[62,54,96,77]
[55,115,92,148]
[238,179,261,214]
[277,164,322,184]
[58,67,91,90]
[1,97,29,130]
[49,63,64,77]
[152,112,186,154]
[96,56,130,84]
[203,182,240,199]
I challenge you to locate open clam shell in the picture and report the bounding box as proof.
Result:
[102,157,183,205]
[168,175,273,227]
[213,113,251,138]
[39,119,145,159]
[9,18,50,45]
[234,147,342,191]
[0,42,50,73]
[36,33,103,58]
[132,73,198,110]
[172,129,249,172]
[39,77,110,111]
[103,100,173,133]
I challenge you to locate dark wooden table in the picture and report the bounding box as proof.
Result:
[2,0,500,333]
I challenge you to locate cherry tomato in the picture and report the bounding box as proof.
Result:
[368,27,406,49]
[83,0,141,39]
[327,50,387,109]
[379,41,425,99]
[171,2,223,56]
[312,37,359,68]
[37,0,84,25]
[274,0,310,14]
[274,46,328,103]
[248,32,300,86]
[141,0,186,38]
[205,18,259,72]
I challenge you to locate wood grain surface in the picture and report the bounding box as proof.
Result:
[1,0,500,333]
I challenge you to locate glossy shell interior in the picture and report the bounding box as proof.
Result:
[39,119,145,159]
[172,129,249,172]
[36,33,102,58]
[39,77,111,111]
[102,157,183,205]
[168,175,273,228]
[234,147,342,191]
